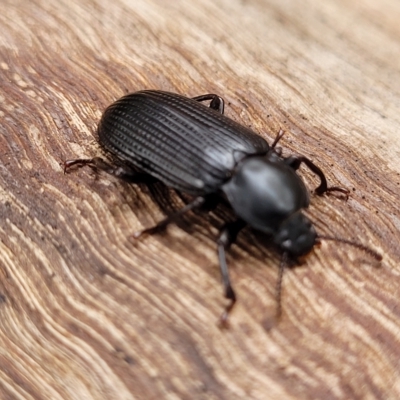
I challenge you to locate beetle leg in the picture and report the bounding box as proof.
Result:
[284,155,349,198]
[217,219,246,327]
[133,195,210,238]
[63,157,157,184]
[192,94,225,114]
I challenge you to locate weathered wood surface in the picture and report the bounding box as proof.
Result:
[1,0,400,398]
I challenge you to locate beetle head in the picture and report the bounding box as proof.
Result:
[274,212,317,258]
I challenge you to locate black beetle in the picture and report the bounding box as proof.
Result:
[65,90,381,325]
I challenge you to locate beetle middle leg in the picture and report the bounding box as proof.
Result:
[217,219,246,327]
[284,155,349,198]
[133,194,220,238]
[192,94,225,114]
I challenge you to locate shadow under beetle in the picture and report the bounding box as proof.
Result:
[64,90,381,326]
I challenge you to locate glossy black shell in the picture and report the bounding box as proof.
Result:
[98,90,270,195]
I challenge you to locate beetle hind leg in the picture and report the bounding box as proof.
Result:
[63,157,157,184]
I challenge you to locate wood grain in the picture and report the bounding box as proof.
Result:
[1,0,399,399]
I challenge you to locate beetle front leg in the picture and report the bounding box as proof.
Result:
[192,94,225,114]
[284,155,349,198]
[217,219,246,327]
[63,157,158,184]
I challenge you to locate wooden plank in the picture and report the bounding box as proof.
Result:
[1,0,399,398]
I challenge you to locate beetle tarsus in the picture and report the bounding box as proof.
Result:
[319,186,350,200]
[131,228,155,239]
[219,297,236,329]
[63,158,95,174]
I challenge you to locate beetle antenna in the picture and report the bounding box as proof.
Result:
[276,252,289,319]
[271,129,285,148]
[317,235,382,261]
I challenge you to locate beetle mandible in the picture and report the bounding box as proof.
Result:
[64,90,381,325]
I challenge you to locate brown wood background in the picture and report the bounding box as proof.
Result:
[1,0,400,399]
